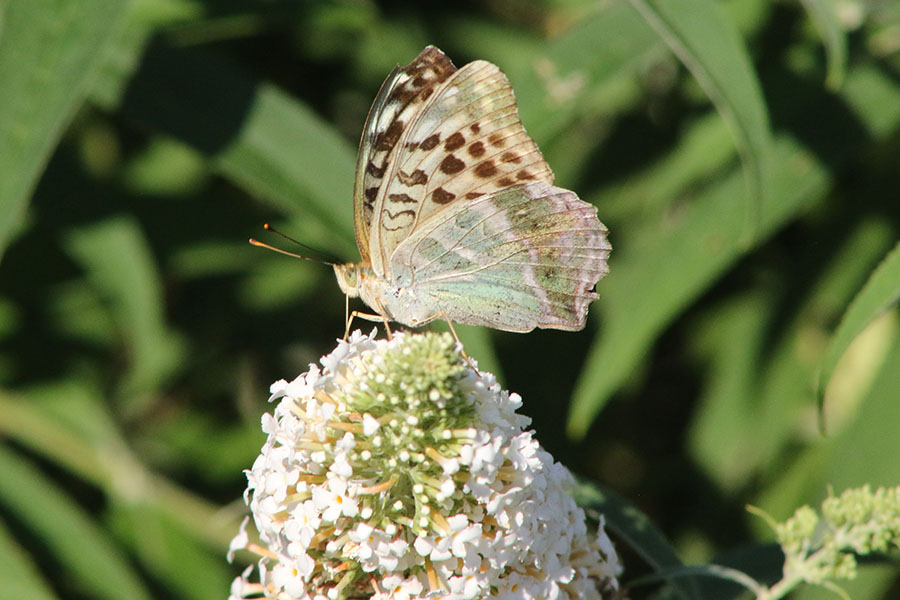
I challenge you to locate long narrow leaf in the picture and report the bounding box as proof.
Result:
[0,517,58,600]
[568,136,824,438]
[818,239,900,409]
[0,0,132,259]
[0,446,152,600]
[799,0,848,89]
[568,62,900,438]
[117,42,358,256]
[573,479,698,599]
[64,217,185,404]
[627,0,772,238]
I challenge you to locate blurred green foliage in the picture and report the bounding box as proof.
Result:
[1,0,899,598]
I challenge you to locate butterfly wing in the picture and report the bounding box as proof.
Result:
[370,49,554,274]
[353,47,457,267]
[386,181,610,332]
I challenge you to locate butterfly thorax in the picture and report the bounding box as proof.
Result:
[333,262,438,328]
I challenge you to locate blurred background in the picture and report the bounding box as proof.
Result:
[1,0,899,598]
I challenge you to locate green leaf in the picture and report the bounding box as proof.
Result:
[0,517,58,600]
[627,0,772,239]
[510,3,662,144]
[567,59,900,439]
[117,41,358,257]
[688,219,894,492]
[0,384,235,550]
[0,445,152,600]
[110,503,233,600]
[568,135,824,438]
[799,0,848,89]
[64,217,185,403]
[0,0,132,259]
[818,239,900,410]
[573,479,699,599]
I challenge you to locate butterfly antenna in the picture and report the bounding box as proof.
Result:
[248,238,327,264]
[249,224,338,265]
[262,223,338,264]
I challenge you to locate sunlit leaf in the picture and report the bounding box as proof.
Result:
[568,135,824,438]
[0,517,58,600]
[627,0,772,238]
[567,59,900,439]
[0,445,152,600]
[117,42,358,257]
[818,239,900,410]
[0,0,132,259]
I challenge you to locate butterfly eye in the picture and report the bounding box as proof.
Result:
[344,269,358,288]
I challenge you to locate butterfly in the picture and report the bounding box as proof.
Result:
[333,46,610,333]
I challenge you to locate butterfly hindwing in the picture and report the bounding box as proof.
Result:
[387,181,610,331]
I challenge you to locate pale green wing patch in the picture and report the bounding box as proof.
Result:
[388,182,609,332]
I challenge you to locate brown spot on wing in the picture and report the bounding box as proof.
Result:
[465,192,483,200]
[497,177,516,187]
[375,120,404,151]
[398,169,428,186]
[444,131,465,151]
[501,151,522,164]
[383,208,416,230]
[364,187,378,202]
[516,169,535,180]
[420,134,441,150]
[488,132,506,147]
[470,122,481,134]
[388,193,418,204]
[474,160,497,178]
[468,141,485,157]
[385,208,415,220]
[366,162,386,177]
[440,154,466,175]
[432,187,456,204]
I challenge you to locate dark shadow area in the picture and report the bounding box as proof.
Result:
[119,37,258,157]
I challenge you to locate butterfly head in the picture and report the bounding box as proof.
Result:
[333,262,367,298]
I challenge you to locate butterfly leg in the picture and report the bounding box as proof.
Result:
[372,296,394,340]
[343,295,350,341]
[345,310,393,341]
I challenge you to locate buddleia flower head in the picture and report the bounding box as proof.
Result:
[228,330,622,599]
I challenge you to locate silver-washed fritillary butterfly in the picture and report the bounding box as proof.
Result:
[333,46,610,332]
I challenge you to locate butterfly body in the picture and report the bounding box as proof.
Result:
[337,46,610,333]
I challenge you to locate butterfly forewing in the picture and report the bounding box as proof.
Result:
[353,47,457,266]
[373,55,554,272]
[388,181,610,331]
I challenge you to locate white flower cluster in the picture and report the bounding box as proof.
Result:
[228,330,621,599]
